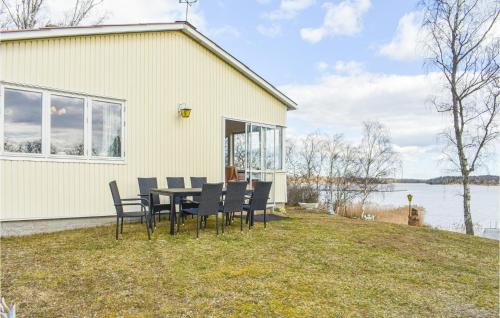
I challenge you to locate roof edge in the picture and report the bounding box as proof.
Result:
[0,22,297,110]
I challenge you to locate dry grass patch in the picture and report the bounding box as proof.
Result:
[337,203,425,226]
[1,210,498,317]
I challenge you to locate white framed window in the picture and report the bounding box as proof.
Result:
[0,83,126,163]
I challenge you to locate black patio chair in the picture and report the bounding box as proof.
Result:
[182,183,223,238]
[166,177,187,204]
[219,181,248,233]
[138,178,171,227]
[109,181,150,240]
[243,181,272,229]
[189,177,207,206]
[166,177,190,222]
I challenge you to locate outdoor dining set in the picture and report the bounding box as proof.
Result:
[109,177,273,240]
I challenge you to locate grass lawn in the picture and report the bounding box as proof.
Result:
[1,210,498,317]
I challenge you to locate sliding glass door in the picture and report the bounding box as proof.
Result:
[225,119,284,204]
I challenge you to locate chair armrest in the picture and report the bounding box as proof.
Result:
[122,197,143,201]
[116,202,148,209]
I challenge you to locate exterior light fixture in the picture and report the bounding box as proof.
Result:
[177,103,192,118]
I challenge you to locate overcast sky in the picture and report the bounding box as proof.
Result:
[41,0,499,178]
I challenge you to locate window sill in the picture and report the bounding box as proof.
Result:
[0,154,126,165]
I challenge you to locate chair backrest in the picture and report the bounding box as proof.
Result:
[190,177,207,202]
[166,177,185,189]
[197,183,223,216]
[223,181,248,213]
[249,181,272,211]
[109,181,123,215]
[138,177,159,205]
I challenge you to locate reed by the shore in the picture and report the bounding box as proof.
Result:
[336,203,425,226]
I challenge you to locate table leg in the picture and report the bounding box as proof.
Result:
[149,192,154,231]
[146,193,152,240]
[170,194,176,236]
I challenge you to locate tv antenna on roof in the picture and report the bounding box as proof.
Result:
[179,0,198,22]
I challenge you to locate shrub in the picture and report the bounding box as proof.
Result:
[287,185,319,206]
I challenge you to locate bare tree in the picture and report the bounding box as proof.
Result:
[1,0,43,29]
[0,3,9,28]
[285,137,301,182]
[1,0,105,29]
[331,144,361,215]
[324,133,343,203]
[357,121,399,219]
[422,0,499,235]
[62,0,106,26]
[299,132,326,194]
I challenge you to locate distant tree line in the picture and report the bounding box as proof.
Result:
[387,175,499,186]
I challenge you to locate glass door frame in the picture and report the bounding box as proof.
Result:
[222,117,283,206]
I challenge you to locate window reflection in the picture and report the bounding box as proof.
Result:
[50,95,84,155]
[233,133,246,170]
[92,101,122,157]
[4,88,43,153]
[265,127,275,170]
[250,125,261,170]
[276,127,283,170]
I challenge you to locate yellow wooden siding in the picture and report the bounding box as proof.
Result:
[0,31,288,220]
[274,172,287,203]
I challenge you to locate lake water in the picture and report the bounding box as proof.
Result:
[370,183,500,237]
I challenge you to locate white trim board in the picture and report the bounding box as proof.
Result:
[0,22,297,110]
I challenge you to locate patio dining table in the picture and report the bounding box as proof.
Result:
[149,187,253,236]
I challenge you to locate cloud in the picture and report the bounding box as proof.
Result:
[281,70,452,177]
[300,0,371,43]
[378,11,427,61]
[257,23,283,37]
[315,60,364,74]
[44,0,206,29]
[334,60,364,74]
[316,61,329,72]
[208,25,241,39]
[263,0,316,20]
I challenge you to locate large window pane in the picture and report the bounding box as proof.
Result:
[250,125,262,171]
[233,133,246,170]
[3,88,42,153]
[265,127,275,170]
[276,127,283,170]
[92,101,122,157]
[50,95,84,155]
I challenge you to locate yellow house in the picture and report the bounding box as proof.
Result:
[0,22,296,235]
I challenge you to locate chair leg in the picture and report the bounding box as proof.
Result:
[159,212,161,222]
[145,214,151,240]
[216,213,219,236]
[196,215,199,239]
[264,209,267,229]
[116,216,119,239]
[121,217,124,234]
[177,211,181,233]
[222,213,225,235]
[141,216,143,224]
[240,212,243,232]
